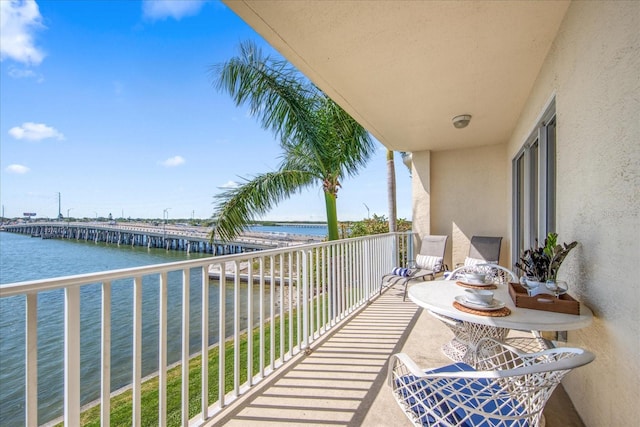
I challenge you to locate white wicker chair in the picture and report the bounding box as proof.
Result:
[430,264,519,363]
[446,263,518,285]
[388,339,594,427]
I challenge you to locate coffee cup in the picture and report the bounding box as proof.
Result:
[464,289,494,304]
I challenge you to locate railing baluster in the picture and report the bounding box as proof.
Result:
[296,251,301,352]
[133,276,142,426]
[336,243,341,320]
[101,281,112,427]
[321,246,327,330]
[201,264,209,421]
[247,258,254,386]
[288,252,293,353]
[360,239,365,297]
[279,254,284,361]
[181,269,190,427]
[269,256,275,370]
[218,262,226,408]
[158,272,168,427]
[64,286,80,425]
[308,251,315,342]
[302,250,309,350]
[315,247,320,336]
[25,293,37,427]
[259,257,265,377]
[233,261,240,397]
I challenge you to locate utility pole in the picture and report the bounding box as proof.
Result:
[57,192,62,220]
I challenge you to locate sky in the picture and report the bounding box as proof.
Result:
[0,0,412,222]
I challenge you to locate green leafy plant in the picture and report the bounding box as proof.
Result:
[515,232,578,281]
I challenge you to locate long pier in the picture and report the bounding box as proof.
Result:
[1,222,323,255]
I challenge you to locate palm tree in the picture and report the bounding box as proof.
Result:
[211,41,374,241]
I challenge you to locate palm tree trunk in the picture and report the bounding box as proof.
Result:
[387,149,397,232]
[324,191,339,240]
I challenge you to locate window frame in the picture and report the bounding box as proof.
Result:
[512,100,556,268]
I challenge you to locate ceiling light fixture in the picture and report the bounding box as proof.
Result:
[452,114,472,129]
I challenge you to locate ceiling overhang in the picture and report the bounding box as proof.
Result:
[223,0,570,152]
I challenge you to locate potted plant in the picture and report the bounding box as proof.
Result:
[515,232,578,287]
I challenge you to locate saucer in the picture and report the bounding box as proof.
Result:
[458,279,493,287]
[454,295,505,311]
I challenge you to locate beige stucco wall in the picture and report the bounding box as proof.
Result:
[505,2,639,425]
[418,144,509,269]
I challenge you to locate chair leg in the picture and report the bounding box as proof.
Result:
[402,278,410,301]
[380,274,402,296]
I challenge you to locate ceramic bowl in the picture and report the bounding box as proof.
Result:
[464,272,486,283]
[464,289,494,304]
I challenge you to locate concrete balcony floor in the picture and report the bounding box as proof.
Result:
[208,285,584,427]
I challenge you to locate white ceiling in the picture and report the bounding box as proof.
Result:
[224,0,570,152]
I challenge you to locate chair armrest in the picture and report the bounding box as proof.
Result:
[474,338,595,375]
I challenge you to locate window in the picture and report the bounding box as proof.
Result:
[512,100,556,266]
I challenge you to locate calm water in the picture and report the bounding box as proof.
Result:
[0,225,323,425]
[248,224,328,236]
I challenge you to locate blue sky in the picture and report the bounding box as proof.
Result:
[0,0,411,222]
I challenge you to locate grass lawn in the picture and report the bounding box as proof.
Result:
[71,300,317,426]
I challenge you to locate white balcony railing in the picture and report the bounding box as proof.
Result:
[0,232,413,426]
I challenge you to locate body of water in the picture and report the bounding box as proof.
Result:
[247,223,328,236]
[0,225,321,425]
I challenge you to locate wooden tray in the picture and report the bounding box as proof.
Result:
[508,283,580,315]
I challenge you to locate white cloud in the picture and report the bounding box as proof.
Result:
[160,155,186,167]
[8,65,33,77]
[6,164,30,174]
[9,122,64,141]
[220,180,239,189]
[142,0,205,21]
[0,0,46,65]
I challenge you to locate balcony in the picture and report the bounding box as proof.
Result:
[0,232,582,426]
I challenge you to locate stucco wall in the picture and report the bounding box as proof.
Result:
[505,2,639,425]
[426,145,509,269]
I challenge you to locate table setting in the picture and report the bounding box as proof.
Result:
[452,277,512,316]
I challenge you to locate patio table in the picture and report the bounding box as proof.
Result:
[407,279,593,362]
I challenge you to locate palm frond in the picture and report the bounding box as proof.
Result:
[321,96,375,179]
[212,169,316,242]
[212,40,318,149]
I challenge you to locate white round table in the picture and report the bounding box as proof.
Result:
[407,279,593,362]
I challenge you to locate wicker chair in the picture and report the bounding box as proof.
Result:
[447,263,518,286]
[380,235,448,301]
[388,338,595,427]
[430,264,518,363]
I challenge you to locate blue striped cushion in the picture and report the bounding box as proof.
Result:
[392,267,412,277]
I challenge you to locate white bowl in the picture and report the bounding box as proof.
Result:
[464,289,494,304]
[464,272,486,283]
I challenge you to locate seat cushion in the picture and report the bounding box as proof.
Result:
[395,363,528,426]
[416,254,443,270]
